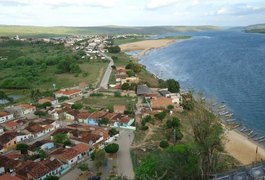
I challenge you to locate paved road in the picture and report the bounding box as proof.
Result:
[99,53,114,89]
[116,129,135,179]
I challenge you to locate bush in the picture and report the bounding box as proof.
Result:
[16,143,29,154]
[166,117,180,129]
[154,111,167,121]
[121,83,130,90]
[34,111,48,117]
[105,143,119,153]
[78,163,89,171]
[71,103,83,110]
[57,96,69,102]
[160,140,169,149]
[108,46,121,53]
[114,91,121,97]
[141,125,149,131]
[109,128,119,137]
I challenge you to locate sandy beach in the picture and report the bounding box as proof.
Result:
[119,39,176,52]
[225,129,265,165]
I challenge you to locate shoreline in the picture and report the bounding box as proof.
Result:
[121,39,265,166]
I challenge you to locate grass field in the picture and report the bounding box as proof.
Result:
[0,25,221,37]
[79,95,136,109]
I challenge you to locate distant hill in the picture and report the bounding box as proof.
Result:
[0,25,221,37]
[245,24,265,34]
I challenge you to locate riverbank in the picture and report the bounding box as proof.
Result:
[120,38,265,166]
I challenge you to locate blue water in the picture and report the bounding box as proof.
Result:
[139,29,265,134]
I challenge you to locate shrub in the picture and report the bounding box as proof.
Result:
[141,125,149,131]
[160,140,169,149]
[105,143,119,153]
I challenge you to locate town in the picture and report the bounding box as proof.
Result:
[0,35,187,180]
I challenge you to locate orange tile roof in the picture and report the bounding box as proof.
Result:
[104,113,119,121]
[56,89,81,95]
[38,97,55,104]
[61,148,81,161]
[73,143,90,153]
[5,120,17,128]
[77,112,91,119]
[120,116,130,123]
[0,174,23,180]
[89,111,108,119]
[0,111,9,117]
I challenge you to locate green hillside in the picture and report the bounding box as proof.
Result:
[245,24,265,33]
[0,25,221,37]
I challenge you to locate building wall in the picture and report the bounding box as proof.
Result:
[0,114,14,123]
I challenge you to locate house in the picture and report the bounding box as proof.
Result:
[64,110,79,121]
[0,155,21,175]
[84,111,108,125]
[71,131,103,146]
[25,119,59,139]
[4,104,36,118]
[3,119,27,131]
[51,144,90,165]
[113,105,126,114]
[0,111,14,123]
[0,132,30,152]
[54,89,82,99]
[112,116,135,128]
[0,173,23,180]
[0,125,4,134]
[137,84,158,98]
[158,89,171,97]
[38,97,58,106]
[150,97,174,110]
[121,77,139,85]
[77,112,91,123]
[16,159,68,180]
[28,140,55,155]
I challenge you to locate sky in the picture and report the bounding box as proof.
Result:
[0,0,265,27]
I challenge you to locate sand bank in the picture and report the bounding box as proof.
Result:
[225,129,265,165]
[119,39,176,52]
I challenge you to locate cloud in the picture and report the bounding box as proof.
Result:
[0,0,120,8]
[146,0,179,10]
[213,4,265,16]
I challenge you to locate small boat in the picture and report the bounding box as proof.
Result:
[233,124,240,129]
[250,134,257,138]
[219,105,226,109]
[226,119,236,122]
[259,138,265,143]
[225,113,233,117]
[254,136,265,141]
[219,111,229,116]
[240,127,246,132]
[248,130,253,136]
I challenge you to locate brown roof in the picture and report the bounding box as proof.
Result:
[0,155,21,169]
[60,148,81,161]
[0,174,23,180]
[113,105,126,113]
[120,116,130,124]
[151,97,173,109]
[51,128,72,136]
[89,111,108,119]
[41,158,62,171]
[72,131,101,144]
[73,143,90,153]
[0,111,10,117]
[18,104,35,109]
[66,109,79,117]
[4,120,18,128]
[26,124,45,134]
[0,132,19,145]
[28,162,50,179]
[104,113,120,121]
[77,112,91,119]
[55,89,81,95]
[28,140,53,152]
[116,74,128,79]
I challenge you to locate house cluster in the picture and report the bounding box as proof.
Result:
[110,66,139,89]
[136,84,183,115]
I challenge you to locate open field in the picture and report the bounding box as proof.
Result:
[113,38,146,46]
[78,95,136,109]
[0,25,221,37]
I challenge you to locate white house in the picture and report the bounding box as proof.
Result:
[0,111,14,124]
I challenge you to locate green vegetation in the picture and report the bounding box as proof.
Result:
[53,133,72,146]
[0,91,13,102]
[71,103,83,110]
[78,163,89,171]
[108,46,121,53]
[44,176,59,180]
[0,40,108,90]
[159,79,180,93]
[159,140,169,149]
[109,128,119,137]
[79,95,136,110]
[0,25,221,37]
[245,24,265,34]
[105,143,119,154]
[16,143,29,154]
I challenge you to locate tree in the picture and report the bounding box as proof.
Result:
[109,128,119,137]
[166,79,180,93]
[190,106,224,178]
[30,89,42,102]
[154,111,167,121]
[174,128,183,141]
[53,133,69,144]
[166,117,180,129]
[105,143,119,154]
[108,46,121,53]
[167,105,174,110]
[159,140,169,149]
[57,96,69,102]
[37,149,47,160]
[78,163,89,171]
[0,91,13,102]
[93,149,106,170]
[99,118,109,126]
[182,93,194,111]
[121,83,130,91]
[44,176,59,180]
[127,70,135,77]
[71,103,83,110]
[16,143,29,154]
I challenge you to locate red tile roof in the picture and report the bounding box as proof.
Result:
[60,148,81,161]
[120,116,130,124]
[5,120,18,128]
[0,174,22,180]
[89,111,108,119]
[0,111,9,117]
[73,143,90,154]
[77,112,91,119]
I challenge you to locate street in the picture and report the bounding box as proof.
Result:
[99,53,114,89]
